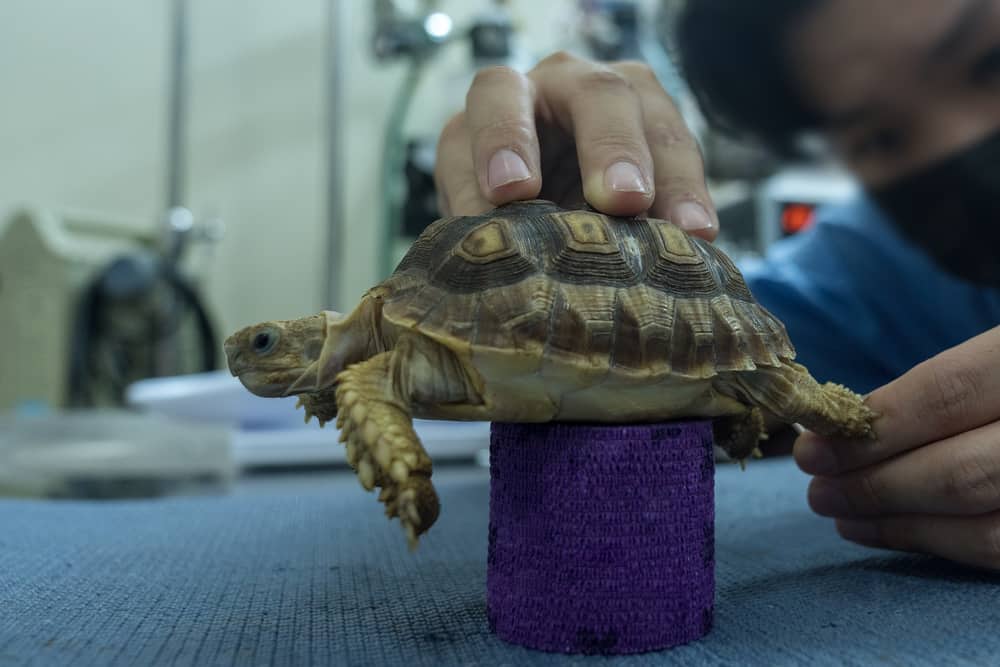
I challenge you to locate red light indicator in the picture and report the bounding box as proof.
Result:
[781,203,816,234]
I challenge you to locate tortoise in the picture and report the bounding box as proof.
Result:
[224,200,874,549]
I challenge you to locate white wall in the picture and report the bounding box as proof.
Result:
[0,2,169,217]
[0,0,593,347]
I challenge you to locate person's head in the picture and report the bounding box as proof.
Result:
[677,0,1000,185]
[676,0,1000,286]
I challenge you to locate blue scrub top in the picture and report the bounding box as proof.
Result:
[737,195,1000,395]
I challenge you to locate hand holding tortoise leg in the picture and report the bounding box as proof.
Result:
[794,326,1000,571]
[724,360,876,442]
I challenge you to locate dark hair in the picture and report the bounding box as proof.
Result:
[674,0,823,156]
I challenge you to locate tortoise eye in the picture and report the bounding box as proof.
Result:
[251,328,279,355]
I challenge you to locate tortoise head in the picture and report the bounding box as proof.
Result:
[225,310,344,397]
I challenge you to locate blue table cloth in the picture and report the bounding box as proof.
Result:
[2,458,998,666]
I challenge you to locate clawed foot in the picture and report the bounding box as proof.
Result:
[817,382,879,440]
[376,475,439,547]
[296,387,440,549]
[332,378,439,550]
[713,408,767,467]
[297,387,338,427]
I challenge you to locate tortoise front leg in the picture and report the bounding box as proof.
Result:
[334,351,438,550]
[297,386,338,426]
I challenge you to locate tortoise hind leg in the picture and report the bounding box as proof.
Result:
[727,361,876,439]
[805,380,876,438]
[712,408,767,467]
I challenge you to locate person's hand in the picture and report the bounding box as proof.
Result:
[794,326,1000,571]
[434,51,719,240]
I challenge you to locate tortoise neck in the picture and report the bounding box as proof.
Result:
[357,289,394,359]
[374,317,398,355]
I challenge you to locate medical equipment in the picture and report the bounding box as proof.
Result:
[372,0,459,277]
[0,207,221,412]
[755,166,859,251]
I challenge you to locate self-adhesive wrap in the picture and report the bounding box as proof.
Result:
[486,421,715,654]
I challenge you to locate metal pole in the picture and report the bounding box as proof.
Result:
[324,0,348,309]
[166,0,188,209]
[159,0,190,376]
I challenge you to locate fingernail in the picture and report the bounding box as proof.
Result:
[837,519,880,545]
[673,201,714,231]
[487,149,531,189]
[794,436,838,474]
[604,161,649,194]
[808,478,850,517]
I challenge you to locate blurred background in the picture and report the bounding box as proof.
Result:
[0,0,855,498]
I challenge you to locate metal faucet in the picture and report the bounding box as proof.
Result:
[372,0,453,61]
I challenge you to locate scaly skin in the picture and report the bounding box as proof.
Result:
[723,362,878,442]
[296,381,441,551]
[711,408,767,469]
[332,355,438,551]
[297,387,338,426]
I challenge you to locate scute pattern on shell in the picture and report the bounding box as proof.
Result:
[384,200,794,378]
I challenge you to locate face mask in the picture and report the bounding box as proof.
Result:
[869,127,1000,287]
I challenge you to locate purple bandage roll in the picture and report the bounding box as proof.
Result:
[486,421,715,655]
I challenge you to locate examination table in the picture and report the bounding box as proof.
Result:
[2,457,998,666]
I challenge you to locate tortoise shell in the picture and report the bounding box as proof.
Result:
[379,200,794,379]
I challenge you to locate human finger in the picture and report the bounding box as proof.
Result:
[463,65,542,206]
[834,511,1000,572]
[806,419,1000,518]
[434,112,495,216]
[795,325,1000,475]
[528,51,654,217]
[610,61,718,240]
